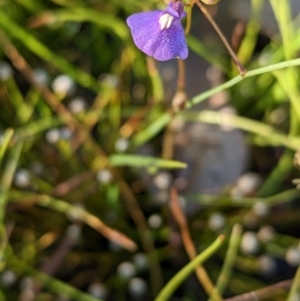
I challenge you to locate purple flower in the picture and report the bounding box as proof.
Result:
[126,1,188,61]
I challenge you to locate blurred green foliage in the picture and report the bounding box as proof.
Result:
[0,0,300,301]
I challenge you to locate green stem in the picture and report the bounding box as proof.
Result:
[269,0,294,60]
[132,112,171,147]
[0,142,23,193]
[180,111,300,151]
[269,1,300,123]
[188,57,300,108]
[0,129,14,165]
[209,224,242,300]
[237,0,263,65]
[257,150,294,197]
[184,5,193,35]
[146,57,164,103]
[286,243,300,301]
[0,141,23,269]
[273,70,300,124]
[184,188,299,207]
[154,235,225,301]
[132,57,300,148]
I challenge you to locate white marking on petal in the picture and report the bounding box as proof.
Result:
[159,14,174,30]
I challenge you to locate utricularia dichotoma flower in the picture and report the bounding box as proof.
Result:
[126,1,188,61]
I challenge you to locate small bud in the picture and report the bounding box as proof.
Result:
[292,178,300,190]
[1,270,17,286]
[208,212,225,232]
[115,138,129,152]
[99,74,119,88]
[14,169,31,188]
[232,172,262,197]
[241,231,259,255]
[128,278,147,297]
[0,62,13,81]
[148,214,162,229]
[270,108,286,125]
[66,204,85,222]
[153,172,172,190]
[88,283,108,299]
[68,97,87,114]
[155,190,169,205]
[46,128,60,144]
[258,255,276,275]
[218,106,237,131]
[132,253,148,271]
[286,247,300,267]
[59,127,72,140]
[96,169,113,184]
[117,261,136,279]
[294,150,300,170]
[253,202,269,217]
[257,225,275,243]
[33,68,49,85]
[52,74,75,97]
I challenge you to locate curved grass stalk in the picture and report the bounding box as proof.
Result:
[9,192,137,252]
[180,110,300,151]
[184,188,300,207]
[155,235,225,301]
[208,224,242,301]
[132,57,300,148]
[188,57,300,108]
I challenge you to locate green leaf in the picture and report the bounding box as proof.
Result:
[109,154,187,169]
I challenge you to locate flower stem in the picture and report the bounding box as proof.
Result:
[195,0,247,76]
[184,5,193,35]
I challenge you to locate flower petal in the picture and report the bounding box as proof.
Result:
[127,11,188,61]
[127,11,162,56]
[153,20,188,60]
